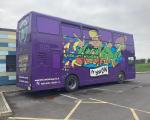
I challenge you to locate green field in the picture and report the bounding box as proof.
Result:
[136,63,150,72]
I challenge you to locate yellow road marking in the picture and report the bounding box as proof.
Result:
[8,117,63,120]
[90,98,150,114]
[130,108,140,120]
[89,98,108,104]
[82,101,106,104]
[0,92,12,114]
[61,94,79,100]
[64,100,82,120]
[134,108,150,114]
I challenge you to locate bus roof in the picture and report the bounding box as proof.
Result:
[20,11,133,36]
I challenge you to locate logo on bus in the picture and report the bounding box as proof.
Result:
[90,66,108,77]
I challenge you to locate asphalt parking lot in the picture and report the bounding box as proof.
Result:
[4,74,150,120]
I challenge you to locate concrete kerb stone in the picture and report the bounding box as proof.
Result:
[0,92,12,117]
[1,89,25,93]
[136,72,150,74]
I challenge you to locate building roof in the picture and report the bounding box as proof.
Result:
[0,28,16,32]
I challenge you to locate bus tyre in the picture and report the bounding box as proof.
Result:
[65,75,79,92]
[117,72,125,84]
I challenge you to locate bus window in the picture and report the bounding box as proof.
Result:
[99,29,112,42]
[82,28,101,48]
[18,16,30,44]
[126,44,135,54]
[113,32,125,45]
[125,35,134,45]
[82,28,91,40]
[82,27,98,40]
[62,23,82,56]
[37,16,59,35]
[61,23,81,38]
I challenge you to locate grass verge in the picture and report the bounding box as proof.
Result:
[136,63,150,72]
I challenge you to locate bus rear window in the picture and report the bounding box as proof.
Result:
[37,16,59,35]
[18,16,30,44]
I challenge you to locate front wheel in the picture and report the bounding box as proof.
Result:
[117,72,125,84]
[65,75,79,92]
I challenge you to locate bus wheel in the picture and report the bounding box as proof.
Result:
[65,75,79,92]
[117,72,125,84]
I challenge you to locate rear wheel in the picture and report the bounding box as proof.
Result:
[65,75,79,92]
[117,72,125,83]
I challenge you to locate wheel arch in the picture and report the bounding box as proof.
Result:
[119,70,126,80]
[66,73,80,85]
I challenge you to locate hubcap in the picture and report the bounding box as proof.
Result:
[119,74,124,81]
[68,77,76,90]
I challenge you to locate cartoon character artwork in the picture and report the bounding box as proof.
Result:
[88,30,102,48]
[63,30,126,76]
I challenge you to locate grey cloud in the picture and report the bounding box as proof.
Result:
[0,0,150,58]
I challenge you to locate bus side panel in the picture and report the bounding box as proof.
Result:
[62,25,111,86]
[125,35,136,79]
[31,33,63,91]
[62,67,110,87]
[62,28,129,85]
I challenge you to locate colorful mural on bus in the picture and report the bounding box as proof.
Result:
[63,30,126,72]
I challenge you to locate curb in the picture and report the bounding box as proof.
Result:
[0,92,12,117]
[136,72,150,74]
[1,89,25,93]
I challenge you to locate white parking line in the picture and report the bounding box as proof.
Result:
[60,94,79,100]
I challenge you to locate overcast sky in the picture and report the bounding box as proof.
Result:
[0,0,150,59]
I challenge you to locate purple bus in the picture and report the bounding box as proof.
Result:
[16,12,135,91]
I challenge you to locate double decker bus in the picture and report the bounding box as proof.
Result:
[16,12,135,91]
